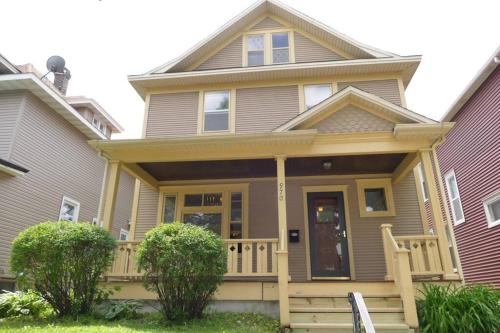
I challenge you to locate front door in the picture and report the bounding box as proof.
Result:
[307,192,350,279]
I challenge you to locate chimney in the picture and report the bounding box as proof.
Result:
[53,68,71,95]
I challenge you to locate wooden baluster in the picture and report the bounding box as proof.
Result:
[410,240,426,274]
[226,241,238,275]
[426,239,443,274]
[256,241,268,274]
[271,241,278,275]
[242,241,253,275]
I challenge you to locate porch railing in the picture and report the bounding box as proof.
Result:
[105,239,279,279]
[394,235,444,277]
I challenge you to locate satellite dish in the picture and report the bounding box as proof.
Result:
[46,55,66,73]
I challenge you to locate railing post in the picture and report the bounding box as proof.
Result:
[275,155,290,328]
[395,250,419,329]
[380,224,394,280]
[102,160,121,231]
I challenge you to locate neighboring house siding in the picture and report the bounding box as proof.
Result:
[437,67,500,288]
[195,36,243,71]
[294,32,345,63]
[235,85,299,133]
[337,79,402,106]
[0,91,24,159]
[134,183,160,239]
[0,92,105,276]
[250,17,284,30]
[313,105,394,133]
[133,173,423,281]
[146,92,199,138]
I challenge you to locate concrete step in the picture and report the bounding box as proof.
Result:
[290,311,405,324]
[289,322,413,333]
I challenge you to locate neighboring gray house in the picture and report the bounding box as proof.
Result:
[0,54,135,289]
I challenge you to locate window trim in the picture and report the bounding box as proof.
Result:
[444,170,465,226]
[157,184,249,239]
[198,90,235,135]
[417,163,429,202]
[355,178,396,218]
[242,28,295,67]
[58,196,80,222]
[119,228,129,241]
[483,191,500,228]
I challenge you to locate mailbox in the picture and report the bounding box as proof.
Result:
[289,229,300,243]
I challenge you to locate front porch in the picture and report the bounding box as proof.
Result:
[92,128,461,330]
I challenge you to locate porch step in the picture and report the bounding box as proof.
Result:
[289,322,414,333]
[289,295,402,309]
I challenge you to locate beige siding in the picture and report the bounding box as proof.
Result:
[0,91,24,159]
[337,79,402,106]
[134,183,159,239]
[235,85,299,133]
[0,92,106,276]
[294,32,345,63]
[196,36,243,71]
[110,171,135,238]
[146,92,199,138]
[313,105,394,133]
[250,17,284,30]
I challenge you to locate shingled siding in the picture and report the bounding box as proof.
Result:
[235,85,299,133]
[337,79,402,106]
[294,32,345,63]
[437,67,500,288]
[146,92,199,138]
[0,91,24,159]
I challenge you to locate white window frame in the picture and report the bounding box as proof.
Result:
[444,170,465,226]
[119,228,129,240]
[243,29,294,67]
[271,32,290,64]
[303,83,333,110]
[417,163,429,202]
[199,90,234,134]
[483,191,500,228]
[58,196,80,222]
[246,34,265,66]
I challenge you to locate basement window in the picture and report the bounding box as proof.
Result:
[355,179,396,217]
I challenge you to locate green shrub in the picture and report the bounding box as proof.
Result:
[10,221,116,317]
[416,283,500,333]
[0,290,53,318]
[99,300,143,320]
[137,222,226,321]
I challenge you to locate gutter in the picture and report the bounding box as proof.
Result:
[0,158,29,177]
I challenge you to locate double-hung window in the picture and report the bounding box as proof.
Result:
[483,191,500,228]
[58,196,80,222]
[444,170,465,225]
[271,32,289,64]
[203,91,230,132]
[247,34,265,66]
[304,84,332,110]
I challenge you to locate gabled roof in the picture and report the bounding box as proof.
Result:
[66,96,124,133]
[143,0,399,75]
[0,53,20,74]
[441,44,500,122]
[274,86,435,132]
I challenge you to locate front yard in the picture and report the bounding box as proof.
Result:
[0,312,279,333]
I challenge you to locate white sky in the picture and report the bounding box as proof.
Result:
[1,0,499,139]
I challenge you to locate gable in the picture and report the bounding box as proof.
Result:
[294,32,345,63]
[250,17,284,30]
[195,36,243,71]
[310,105,395,133]
[337,79,401,106]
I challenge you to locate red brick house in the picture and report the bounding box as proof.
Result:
[437,45,500,288]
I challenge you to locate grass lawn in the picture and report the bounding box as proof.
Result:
[0,312,279,333]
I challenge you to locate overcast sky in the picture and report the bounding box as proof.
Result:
[1,0,498,139]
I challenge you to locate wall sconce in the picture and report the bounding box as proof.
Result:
[322,160,333,170]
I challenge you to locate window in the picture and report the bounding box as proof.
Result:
[483,191,500,228]
[304,84,332,110]
[230,192,243,239]
[182,192,224,235]
[355,179,396,217]
[417,163,429,201]
[119,229,129,241]
[203,91,230,132]
[58,196,80,221]
[163,195,176,223]
[444,170,465,225]
[247,34,265,66]
[271,32,289,64]
[92,115,99,128]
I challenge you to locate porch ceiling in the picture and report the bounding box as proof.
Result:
[138,153,406,181]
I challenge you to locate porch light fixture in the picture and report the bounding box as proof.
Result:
[322,160,333,170]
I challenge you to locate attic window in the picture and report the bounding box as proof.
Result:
[247,35,265,66]
[272,32,289,63]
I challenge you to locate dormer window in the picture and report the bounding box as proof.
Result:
[247,35,265,66]
[272,32,289,63]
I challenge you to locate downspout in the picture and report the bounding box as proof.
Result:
[96,150,109,228]
[431,135,465,282]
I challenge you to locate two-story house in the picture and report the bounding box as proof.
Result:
[93,1,463,331]
[437,45,500,288]
[0,54,135,290]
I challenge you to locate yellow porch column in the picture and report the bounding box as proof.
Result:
[102,160,121,231]
[419,150,456,278]
[275,155,290,327]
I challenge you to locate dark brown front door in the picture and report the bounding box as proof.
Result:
[307,192,350,278]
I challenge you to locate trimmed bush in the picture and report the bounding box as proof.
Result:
[416,283,500,333]
[137,222,226,321]
[0,290,52,318]
[10,221,116,317]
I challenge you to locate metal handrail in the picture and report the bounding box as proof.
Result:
[348,292,376,333]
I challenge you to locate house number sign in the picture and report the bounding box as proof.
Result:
[279,182,285,201]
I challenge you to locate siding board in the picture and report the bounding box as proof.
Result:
[250,17,285,30]
[195,36,243,71]
[337,79,402,106]
[294,32,345,63]
[0,91,24,159]
[134,183,160,239]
